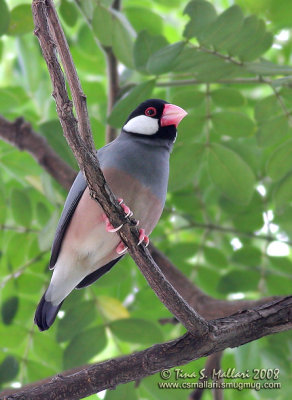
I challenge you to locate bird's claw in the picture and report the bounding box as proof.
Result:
[138,228,149,247]
[115,228,149,255]
[116,242,128,255]
[104,199,133,233]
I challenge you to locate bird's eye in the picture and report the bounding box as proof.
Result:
[145,107,157,117]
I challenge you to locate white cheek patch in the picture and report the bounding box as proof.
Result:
[123,115,159,135]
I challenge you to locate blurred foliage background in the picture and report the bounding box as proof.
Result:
[0,0,292,399]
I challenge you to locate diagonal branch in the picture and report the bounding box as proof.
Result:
[31,0,208,336]
[2,296,292,400]
[0,115,76,190]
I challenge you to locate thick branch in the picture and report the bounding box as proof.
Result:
[31,0,208,336]
[0,115,75,190]
[3,296,292,400]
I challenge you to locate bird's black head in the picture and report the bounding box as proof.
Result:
[123,99,187,142]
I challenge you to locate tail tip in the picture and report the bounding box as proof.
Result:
[34,292,62,331]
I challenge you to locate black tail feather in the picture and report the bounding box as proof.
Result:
[34,291,63,331]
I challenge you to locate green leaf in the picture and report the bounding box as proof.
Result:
[254,95,281,122]
[274,172,292,210]
[133,30,168,73]
[245,61,292,76]
[109,318,163,345]
[257,115,291,147]
[63,325,107,369]
[217,270,260,294]
[183,0,217,39]
[199,5,244,50]
[212,111,255,138]
[92,4,113,46]
[207,143,255,205]
[232,246,262,267]
[0,356,19,384]
[1,296,19,325]
[211,88,245,108]
[57,300,98,343]
[112,10,135,69]
[38,210,59,251]
[8,5,34,36]
[36,202,51,226]
[125,7,163,35]
[169,143,206,191]
[0,0,10,36]
[38,120,77,169]
[266,140,292,181]
[97,295,130,321]
[203,247,227,268]
[228,16,273,61]
[108,80,155,128]
[10,188,32,227]
[173,48,239,81]
[147,41,185,75]
[170,88,205,110]
[60,0,78,27]
[0,86,30,112]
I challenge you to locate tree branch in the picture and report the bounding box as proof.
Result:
[31,0,208,336]
[3,296,292,400]
[0,115,76,190]
[74,0,120,143]
[190,351,223,400]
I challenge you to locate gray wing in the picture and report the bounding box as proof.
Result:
[48,145,112,269]
[49,171,87,269]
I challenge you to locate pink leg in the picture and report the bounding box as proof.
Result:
[116,242,128,255]
[138,228,149,247]
[103,198,133,233]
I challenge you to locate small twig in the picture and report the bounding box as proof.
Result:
[165,208,292,247]
[0,252,46,289]
[156,77,272,87]
[196,45,243,66]
[32,0,209,336]
[270,84,292,125]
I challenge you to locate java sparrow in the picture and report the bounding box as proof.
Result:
[34,99,187,331]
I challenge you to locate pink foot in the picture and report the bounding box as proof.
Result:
[103,198,133,233]
[118,198,133,218]
[138,228,149,247]
[116,242,128,255]
[115,229,149,255]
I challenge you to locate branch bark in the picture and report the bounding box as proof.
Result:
[31,0,209,336]
[0,115,76,191]
[3,296,292,400]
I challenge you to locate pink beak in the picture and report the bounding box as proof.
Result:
[161,103,188,127]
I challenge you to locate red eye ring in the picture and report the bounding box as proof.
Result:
[145,107,157,117]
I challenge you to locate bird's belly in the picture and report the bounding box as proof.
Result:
[58,168,163,274]
[104,168,163,236]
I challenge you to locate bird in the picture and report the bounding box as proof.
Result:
[34,99,187,331]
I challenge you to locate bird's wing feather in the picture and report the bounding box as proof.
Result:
[49,171,87,269]
[75,256,123,289]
